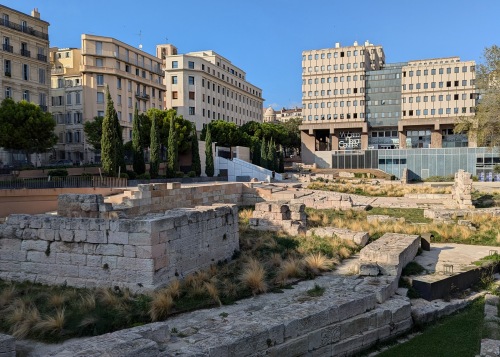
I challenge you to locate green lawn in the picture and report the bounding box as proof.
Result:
[377,299,484,357]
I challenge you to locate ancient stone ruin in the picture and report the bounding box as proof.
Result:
[249,201,306,235]
[451,169,474,209]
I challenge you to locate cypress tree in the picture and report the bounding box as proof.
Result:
[267,138,276,172]
[166,115,178,178]
[191,126,201,176]
[278,150,285,173]
[132,104,145,174]
[260,138,268,169]
[149,114,160,178]
[205,124,214,177]
[101,86,122,177]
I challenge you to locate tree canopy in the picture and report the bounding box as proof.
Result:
[456,45,500,147]
[83,116,103,151]
[0,99,57,162]
[100,87,124,177]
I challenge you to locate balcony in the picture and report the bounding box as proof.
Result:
[37,54,47,62]
[135,92,150,101]
[2,43,13,53]
[0,19,49,41]
[21,49,31,57]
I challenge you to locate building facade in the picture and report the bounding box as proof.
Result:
[0,6,50,165]
[157,44,263,132]
[263,106,302,123]
[299,41,490,178]
[50,35,165,163]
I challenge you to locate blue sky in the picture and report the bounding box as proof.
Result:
[4,0,500,110]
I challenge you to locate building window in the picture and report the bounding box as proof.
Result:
[97,92,104,103]
[66,93,72,105]
[189,91,195,100]
[117,78,122,89]
[97,74,104,86]
[172,76,177,84]
[189,107,195,115]
[5,87,11,99]
[117,94,122,105]
[23,64,29,80]
[96,58,103,67]
[172,61,178,68]
[188,61,194,69]
[172,91,178,99]
[128,97,132,108]
[23,90,30,101]
[188,76,195,85]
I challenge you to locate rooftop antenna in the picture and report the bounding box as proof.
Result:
[137,30,143,49]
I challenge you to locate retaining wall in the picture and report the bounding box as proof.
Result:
[0,204,239,292]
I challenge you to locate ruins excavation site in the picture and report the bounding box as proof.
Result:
[0,171,500,356]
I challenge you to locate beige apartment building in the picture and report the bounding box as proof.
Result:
[0,5,50,165]
[263,106,302,123]
[50,35,165,163]
[157,44,263,132]
[300,41,477,164]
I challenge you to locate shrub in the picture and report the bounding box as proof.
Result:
[80,173,93,178]
[187,171,196,178]
[47,169,68,177]
[137,172,151,180]
[175,171,185,178]
[149,291,174,321]
[126,170,137,180]
[119,173,129,179]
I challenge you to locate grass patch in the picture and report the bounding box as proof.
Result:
[308,181,451,197]
[401,261,425,276]
[377,299,484,357]
[306,284,325,297]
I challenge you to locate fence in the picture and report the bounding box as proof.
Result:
[0,177,127,190]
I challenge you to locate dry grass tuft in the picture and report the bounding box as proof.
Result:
[267,253,283,268]
[10,306,41,339]
[221,278,239,299]
[303,252,336,273]
[204,281,221,306]
[239,208,254,225]
[48,293,67,309]
[78,292,96,311]
[0,285,16,309]
[96,287,120,307]
[276,258,303,285]
[149,291,174,321]
[34,308,66,336]
[338,246,352,259]
[166,279,181,299]
[240,258,267,295]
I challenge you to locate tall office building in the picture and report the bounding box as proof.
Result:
[299,41,486,179]
[50,35,165,163]
[0,5,50,164]
[157,44,264,132]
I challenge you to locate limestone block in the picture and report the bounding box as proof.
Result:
[108,231,129,245]
[20,239,48,252]
[0,333,15,357]
[86,230,107,244]
[359,263,379,276]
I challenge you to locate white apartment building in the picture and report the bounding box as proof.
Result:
[157,44,263,132]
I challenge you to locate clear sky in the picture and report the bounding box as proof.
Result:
[4,0,500,110]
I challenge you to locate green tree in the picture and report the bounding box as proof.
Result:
[205,124,214,177]
[149,113,160,178]
[100,87,124,177]
[278,150,285,173]
[251,137,261,165]
[267,138,277,171]
[132,105,145,174]
[200,120,241,147]
[191,126,201,176]
[83,116,103,151]
[456,45,500,147]
[145,108,192,154]
[282,117,302,155]
[260,138,268,169]
[0,99,57,163]
[166,115,178,178]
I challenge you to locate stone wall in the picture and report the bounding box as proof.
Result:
[451,170,474,209]
[0,204,238,292]
[115,182,243,217]
[0,333,15,357]
[250,202,306,235]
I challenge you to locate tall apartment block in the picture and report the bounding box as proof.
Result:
[0,5,50,164]
[299,41,491,179]
[50,35,165,163]
[157,44,263,132]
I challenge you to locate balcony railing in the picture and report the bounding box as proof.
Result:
[21,49,31,57]
[0,19,49,41]
[37,54,47,62]
[135,92,150,101]
[51,67,64,74]
[2,43,13,52]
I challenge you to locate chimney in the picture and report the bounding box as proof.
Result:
[31,8,40,19]
[365,40,370,46]
[334,42,340,48]
[353,41,358,46]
